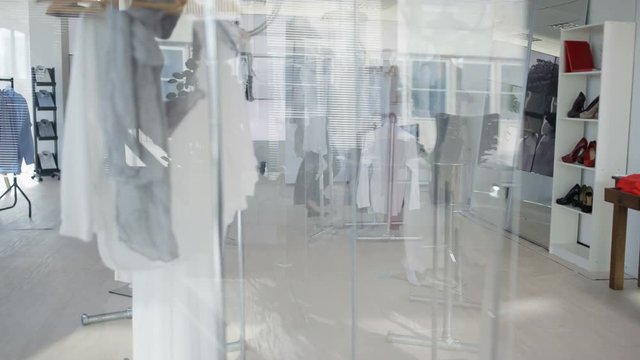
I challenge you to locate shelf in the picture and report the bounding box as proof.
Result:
[558,117,599,123]
[551,21,635,273]
[561,70,601,77]
[551,242,590,269]
[36,152,59,175]
[35,82,56,86]
[554,203,592,217]
[557,161,596,171]
[561,23,604,33]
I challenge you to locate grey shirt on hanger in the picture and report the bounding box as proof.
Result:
[100,4,181,262]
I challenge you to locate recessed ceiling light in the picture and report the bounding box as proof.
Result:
[549,21,581,30]
[515,33,542,42]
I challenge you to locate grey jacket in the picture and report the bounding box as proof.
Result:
[101,5,181,261]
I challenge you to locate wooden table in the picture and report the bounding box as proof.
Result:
[604,188,640,290]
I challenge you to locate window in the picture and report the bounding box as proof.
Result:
[410,61,447,118]
[499,64,525,119]
[456,62,491,116]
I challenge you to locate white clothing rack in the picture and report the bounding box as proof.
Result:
[81,211,248,359]
[386,164,480,357]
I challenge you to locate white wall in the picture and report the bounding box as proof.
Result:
[626,1,640,277]
[588,0,636,24]
[0,0,32,98]
[588,0,640,275]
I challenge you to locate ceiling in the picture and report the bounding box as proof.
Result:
[534,0,589,39]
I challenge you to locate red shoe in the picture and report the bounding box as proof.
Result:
[562,137,588,163]
[584,141,596,167]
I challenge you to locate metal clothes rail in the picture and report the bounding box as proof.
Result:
[0,77,33,218]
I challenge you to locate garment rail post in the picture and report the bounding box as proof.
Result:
[235,210,246,359]
[385,113,397,233]
[0,77,33,218]
[309,57,337,240]
[387,162,479,354]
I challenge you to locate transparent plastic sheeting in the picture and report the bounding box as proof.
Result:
[58,0,529,359]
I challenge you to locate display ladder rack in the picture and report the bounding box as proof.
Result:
[31,67,60,181]
[549,22,635,274]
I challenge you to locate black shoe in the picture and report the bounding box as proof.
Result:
[580,96,599,119]
[557,184,581,205]
[568,92,586,118]
[571,185,587,207]
[581,186,594,213]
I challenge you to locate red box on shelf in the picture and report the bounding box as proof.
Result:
[564,41,595,72]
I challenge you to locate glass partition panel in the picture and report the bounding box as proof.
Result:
[34,0,530,359]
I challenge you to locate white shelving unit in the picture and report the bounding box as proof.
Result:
[549,22,635,273]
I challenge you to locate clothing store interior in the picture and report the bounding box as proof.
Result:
[2,0,640,359]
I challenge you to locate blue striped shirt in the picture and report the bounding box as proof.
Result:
[0,89,34,174]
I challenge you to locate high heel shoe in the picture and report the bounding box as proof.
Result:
[581,186,594,213]
[575,184,588,207]
[562,137,588,163]
[583,141,596,168]
[568,92,586,118]
[577,149,586,164]
[580,96,599,119]
[557,184,582,206]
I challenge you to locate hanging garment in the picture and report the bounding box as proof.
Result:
[524,91,548,117]
[432,113,476,205]
[384,65,401,116]
[523,113,544,135]
[61,11,166,271]
[62,15,259,359]
[300,59,329,156]
[0,88,34,174]
[293,151,338,208]
[357,122,421,215]
[293,58,335,208]
[132,21,259,360]
[477,113,500,166]
[531,120,555,177]
[517,131,539,173]
[99,5,182,261]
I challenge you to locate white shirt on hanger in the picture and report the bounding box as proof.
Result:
[62,14,259,360]
[356,122,421,215]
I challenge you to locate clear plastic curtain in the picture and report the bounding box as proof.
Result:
[215,1,528,360]
[58,0,529,359]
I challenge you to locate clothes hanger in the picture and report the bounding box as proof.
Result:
[129,0,187,13]
[46,0,106,17]
[46,0,187,17]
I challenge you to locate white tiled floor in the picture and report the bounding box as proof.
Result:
[1,175,639,360]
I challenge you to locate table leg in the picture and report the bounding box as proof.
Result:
[610,205,628,290]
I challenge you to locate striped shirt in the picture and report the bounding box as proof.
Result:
[0,89,34,174]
